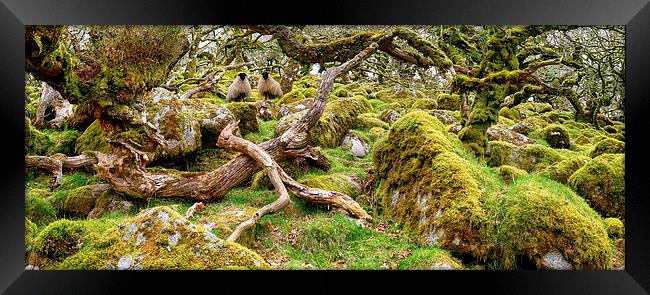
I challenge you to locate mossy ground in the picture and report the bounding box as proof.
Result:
[24,75,623,270]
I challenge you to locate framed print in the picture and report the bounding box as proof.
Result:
[1,0,649,293]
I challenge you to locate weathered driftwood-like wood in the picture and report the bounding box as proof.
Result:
[217,122,292,242]
[91,43,380,202]
[25,154,97,189]
[218,121,370,242]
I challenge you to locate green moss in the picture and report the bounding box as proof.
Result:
[487,141,564,172]
[496,165,528,183]
[298,214,366,254]
[411,98,438,110]
[568,154,625,218]
[356,113,389,130]
[542,110,573,124]
[299,173,359,198]
[436,93,461,110]
[511,102,552,119]
[542,156,591,184]
[498,107,516,120]
[55,206,269,270]
[25,193,57,226]
[367,127,387,142]
[542,124,571,149]
[603,218,624,239]
[303,87,318,98]
[75,120,110,154]
[281,89,306,105]
[26,120,54,155]
[496,176,612,269]
[62,185,97,218]
[225,102,260,135]
[589,138,624,158]
[34,219,88,260]
[309,97,372,147]
[25,218,38,255]
[399,248,463,270]
[374,111,488,258]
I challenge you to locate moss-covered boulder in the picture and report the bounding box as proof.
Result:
[542,110,573,124]
[511,102,552,119]
[299,173,362,198]
[568,154,625,218]
[25,218,38,256]
[374,111,487,257]
[340,130,370,158]
[34,219,88,260]
[399,248,464,270]
[379,109,401,124]
[281,89,306,105]
[62,185,98,218]
[497,176,612,270]
[496,165,528,183]
[589,138,625,158]
[487,141,564,172]
[542,156,591,184]
[498,107,516,120]
[278,98,315,118]
[356,113,389,130]
[603,217,624,239]
[425,110,460,125]
[25,191,57,226]
[225,102,260,135]
[75,120,110,154]
[55,207,269,270]
[411,98,438,110]
[487,126,535,147]
[436,93,461,110]
[276,96,372,147]
[542,124,571,149]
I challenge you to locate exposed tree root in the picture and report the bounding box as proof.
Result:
[218,122,370,243]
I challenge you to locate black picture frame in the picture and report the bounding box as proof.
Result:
[1,0,649,293]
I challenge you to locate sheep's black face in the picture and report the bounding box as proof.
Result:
[262,71,269,80]
[238,73,247,80]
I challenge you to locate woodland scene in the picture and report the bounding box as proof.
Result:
[24,25,625,270]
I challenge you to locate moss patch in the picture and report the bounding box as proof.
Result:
[374,111,488,258]
[589,138,624,158]
[568,154,625,218]
[496,176,612,269]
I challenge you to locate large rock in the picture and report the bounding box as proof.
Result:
[340,131,370,158]
[589,138,625,158]
[487,125,535,147]
[374,111,488,258]
[54,207,269,270]
[486,141,564,172]
[569,153,625,218]
[497,176,612,270]
[542,124,571,149]
[59,184,134,219]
